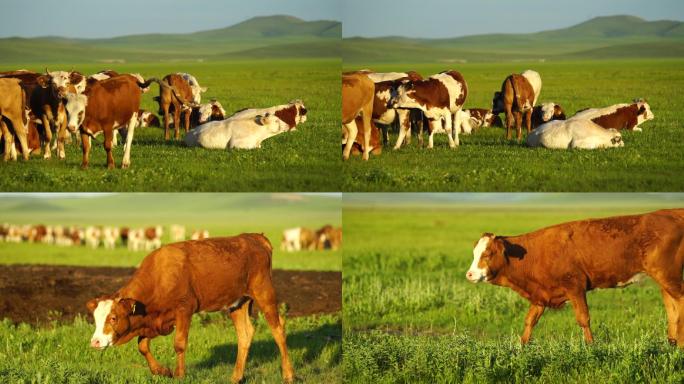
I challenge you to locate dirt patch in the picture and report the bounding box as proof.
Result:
[0,265,341,326]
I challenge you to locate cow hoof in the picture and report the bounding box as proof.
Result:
[152,366,173,377]
[121,163,130,169]
[231,375,245,384]
[81,163,89,169]
[668,338,677,346]
[107,164,115,170]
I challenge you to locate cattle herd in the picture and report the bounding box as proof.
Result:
[281,225,342,251]
[0,223,209,251]
[0,69,308,167]
[342,68,654,158]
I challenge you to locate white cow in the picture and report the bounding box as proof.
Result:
[184,113,287,150]
[527,119,624,149]
[170,225,186,242]
[281,227,302,252]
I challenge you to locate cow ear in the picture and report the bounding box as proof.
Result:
[502,240,526,260]
[37,75,50,88]
[638,105,646,115]
[86,298,99,313]
[69,72,82,83]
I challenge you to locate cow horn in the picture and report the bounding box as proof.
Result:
[45,67,50,75]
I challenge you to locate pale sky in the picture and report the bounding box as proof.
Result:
[343,0,684,38]
[0,0,341,38]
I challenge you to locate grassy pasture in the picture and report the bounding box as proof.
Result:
[0,59,340,192]
[343,194,684,383]
[342,59,684,192]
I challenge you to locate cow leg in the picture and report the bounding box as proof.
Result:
[661,288,679,345]
[569,293,594,343]
[80,131,91,169]
[103,129,115,169]
[252,281,295,383]
[443,113,456,148]
[648,267,684,346]
[173,309,193,378]
[138,336,172,377]
[361,111,372,161]
[515,111,523,143]
[173,105,181,140]
[56,104,67,159]
[40,113,53,159]
[342,120,357,160]
[163,104,171,141]
[525,109,532,134]
[427,119,438,149]
[451,111,461,147]
[121,113,138,169]
[229,300,255,383]
[393,110,411,150]
[520,304,545,344]
[1,121,15,161]
[183,109,191,134]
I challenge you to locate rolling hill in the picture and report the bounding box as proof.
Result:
[0,15,340,63]
[343,15,684,64]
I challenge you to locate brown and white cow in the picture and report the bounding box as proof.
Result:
[137,110,161,128]
[64,75,158,168]
[570,99,654,131]
[144,226,163,251]
[342,73,374,160]
[466,209,684,345]
[315,225,342,251]
[392,70,468,149]
[189,99,226,128]
[227,100,307,132]
[158,73,200,140]
[531,102,566,129]
[461,108,503,132]
[492,72,537,142]
[86,234,294,382]
[0,78,30,161]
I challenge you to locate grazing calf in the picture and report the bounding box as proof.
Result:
[128,229,145,251]
[570,99,654,131]
[461,108,502,132]
[315,225,342,251]
[86,234,294,382]
[531,102,566,129]
[466,209,684,345]
[144,226,163,251]
[342,73,374,160]
[184,113,285,150]
[493,73,536,142]
[0,78,29,161]
[392,70,468,149]
[527,119,623,149]
[85,226,102,249]
[102,227,119,249]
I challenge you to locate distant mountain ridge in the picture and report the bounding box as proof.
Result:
[0,15,340,63]
[343,15,684,63]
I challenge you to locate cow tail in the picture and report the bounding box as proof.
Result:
[21,87,28,126]
[509,77,521,109]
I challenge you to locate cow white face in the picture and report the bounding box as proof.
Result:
[540,103,556,122]
[293,100,307,125]
[87,297,142,349]
[391,83,423,111]
[635,101,654,124]
[48,71,71,97]
[466,235,492,283]
[65,93,88,132]
[89,299,114,349]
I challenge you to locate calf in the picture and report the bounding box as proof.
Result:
[65,75,158,168]
[0,78,30,160]
[531,102,566,129]
[315,225,342,251]
[190,229,210,240]
[144,226,163,251]
[527,119,623,149]
[158,74,199,140]
[570,99,654,131]
[466,209,684,345]
[184,113,286,150]
[342,73,375,160]
[392,70,468,149]
[86,234,294,382]
[492,73,536,142]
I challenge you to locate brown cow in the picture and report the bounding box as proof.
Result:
[492,74,535,142]
[531,103,566,129]
[299,227,318,250]
[466,209,684,345]
[86,234,294,382]
[158,74,198,140]
[64,75,160,168]
[316,225,342,250]
[342,73,374,160]
[0,78,29,161]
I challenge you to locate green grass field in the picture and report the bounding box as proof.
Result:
[342,59,684,191]
[0,193,341,382]
[0,59,340,192]
[343,194,684,383]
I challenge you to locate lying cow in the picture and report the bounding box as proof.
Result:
[190,99,226,127]
[0,78,30,161]
[527,119,623,149]
[466,209,684,345]
[228,100,307,132]
[138,110,161,128]
[570,99,654,131]
[342,73,374,160]
[392,70,468,149]
[531,102,566,129]
[86,234,294,382]
[492,70,540,142]
[184,113,285,149]
[460,108,502,133]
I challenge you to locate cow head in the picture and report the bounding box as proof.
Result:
[69,71,86,93]
[540,103,556,122]
[492,91,505,114]
[633,99,654,124]
[391,82,423,110]
[255,113,281,132]
[86,296,146,349]
[198,100,226,124]
[466,233,526,283]
[38,69,72,98]
[289,99,308,126]
[65,93,88,133]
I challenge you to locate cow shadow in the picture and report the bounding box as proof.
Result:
[192,322,341,371]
